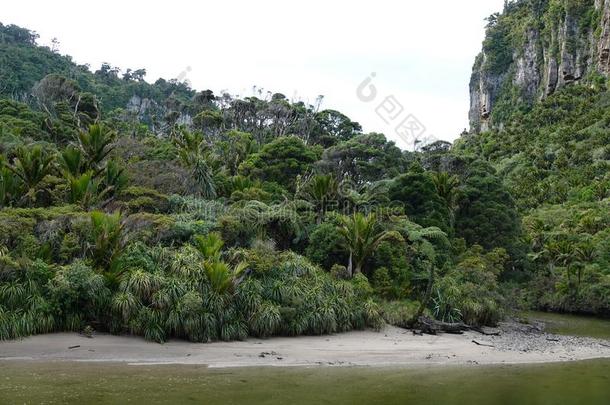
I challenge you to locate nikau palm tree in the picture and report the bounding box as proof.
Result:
[337,212,403,277]
[78,124,116,173]
[194,232,248,294]
[301,174,337,223]
[575,242,596,287]
[69,171,98,209]
[432,171,459,227]
[7,145,55,204]
[59,146,85,178]
[174,129,217,199]
[194,232,224,261]
[0,160,18,208]
[90,211,124,270]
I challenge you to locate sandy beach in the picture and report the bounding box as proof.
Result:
[1,321,609,368]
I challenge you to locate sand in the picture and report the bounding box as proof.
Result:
[1,322,609,368]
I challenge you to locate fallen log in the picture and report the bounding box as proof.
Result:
[415,316,501,336]
[417,316,470,335]
[472,339,495,347]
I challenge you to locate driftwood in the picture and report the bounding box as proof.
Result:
[417,316,470,335]
[472,339,495,347]
[415,316,501,336]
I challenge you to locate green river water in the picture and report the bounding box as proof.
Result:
[1,312,609,405]
[1,360,609,404]
[522,311,610,340]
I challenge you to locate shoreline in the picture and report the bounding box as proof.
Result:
[1,322,609,368]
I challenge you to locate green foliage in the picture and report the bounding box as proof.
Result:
[119,186,169,214]
[78,124,115,171]
[60,134,126,209]
[6,17,598,344]
[389,167,451,232]
[306,219,348,270]
[379,300,420,328]
[369,241,411,299]
[457,80,610,313]
[59,147,84,178]
[6,144,55,205]
[214,130,253,175]
[193,232,224,261]
[454,160,524,260]
[311,109,362,147]
[298,174,338,223]
[436,246,507,326]
[372,267,393,299]
[0,159,19,207]
[481,12,514,75]
[330,264,350,280]
[47,260,110,329]
[89,211,123,271]
[173,129,216,199]
[68,172,97,209]
[318,133,408,184]
[239,136,320,190]
[337,212,404,277]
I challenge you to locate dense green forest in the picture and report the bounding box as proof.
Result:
[0,15,607,343]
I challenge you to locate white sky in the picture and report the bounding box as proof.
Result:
[3,0,505,147]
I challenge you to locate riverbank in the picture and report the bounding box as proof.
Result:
[2,320,609,368]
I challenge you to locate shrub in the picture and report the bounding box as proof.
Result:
[330,264,350,280]
[118,186,170,214]
[435,246,507,326]
[379,300,419,328]
[306,220,347,270]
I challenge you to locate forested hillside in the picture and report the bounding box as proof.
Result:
[0,6,608,343]
[462,0,610,314]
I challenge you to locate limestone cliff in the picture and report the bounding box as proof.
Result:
[469,0,610,132]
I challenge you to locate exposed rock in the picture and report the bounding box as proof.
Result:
[468,54,507,133]
[514,29,542,102]
[126,94,192,135]
[598,0,610,73]
[469,0,610,133]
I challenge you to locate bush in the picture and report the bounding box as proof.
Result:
[379,300,419,328]
[330,264,350,280]
[305,220,347,270]
[435,246,507,326]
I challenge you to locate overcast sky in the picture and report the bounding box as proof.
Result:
[3,0,505,148]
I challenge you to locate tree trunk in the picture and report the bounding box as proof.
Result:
[316,208,323,225]
[347,252,353,278]
[410,264,434,327]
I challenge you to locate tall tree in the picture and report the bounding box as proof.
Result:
[431,171,460,227]
[239,136,320,191]
[337,212,403,277]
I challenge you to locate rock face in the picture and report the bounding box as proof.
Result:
[469,0,610,132]
[127,95,192,134]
